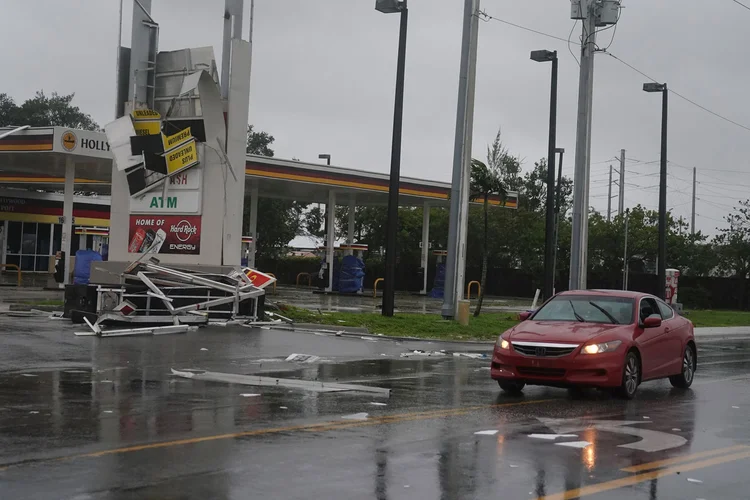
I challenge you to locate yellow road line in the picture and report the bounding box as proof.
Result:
[0,399,551,470]
[621,444,750,472]
[541,449,750,500]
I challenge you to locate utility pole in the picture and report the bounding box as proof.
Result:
[568,0,599,291]
[607,165,613,222]
[623,209,629,290]
[618,149,625,215]
[442,0,480,319]
[691,166,696,235]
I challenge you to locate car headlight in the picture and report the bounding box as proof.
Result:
[582,340,622,354]
[496,337,510,349]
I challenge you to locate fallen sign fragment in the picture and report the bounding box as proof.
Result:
[170,368,391,397]
[285,353,320,363]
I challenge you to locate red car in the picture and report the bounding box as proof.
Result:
[491,290,696,399]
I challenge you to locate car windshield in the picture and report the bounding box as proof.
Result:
[532,295,635,324]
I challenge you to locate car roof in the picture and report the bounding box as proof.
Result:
[556,289,648,299]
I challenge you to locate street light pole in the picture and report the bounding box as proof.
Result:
[643,82,668,300]
[552,147,564,293]
[377,0,408,317]
[531,49,558,300]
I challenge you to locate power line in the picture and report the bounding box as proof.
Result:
[477,11,574,44]
[732,0,750,12]
[605,52,750,134]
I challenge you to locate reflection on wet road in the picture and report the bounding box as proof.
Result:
[0,316,749,499]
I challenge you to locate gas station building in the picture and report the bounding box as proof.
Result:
[0,125,517,292]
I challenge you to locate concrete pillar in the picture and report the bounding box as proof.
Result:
[61,158,75,286]
[248,186,259,269]
[347,197,356,256]
[421,201,430,294]
[326,190,336,292]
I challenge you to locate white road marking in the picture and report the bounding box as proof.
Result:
[341,413,369,420]
[539,418,687,453]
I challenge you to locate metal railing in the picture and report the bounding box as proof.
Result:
[296,272,313,288]
[373,278,384,298]
[467,280,481,300]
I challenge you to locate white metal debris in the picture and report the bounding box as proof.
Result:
[170,368,391,397]
[474,430,499,436]
[400,350,447,358]
[20,374,38,377]
[453,352,487,359]
[555,441,592,449]
[240,393,260,397]
[341,413,369,420]
[687,478,703,484]
[285,353,321,363]
[528,434,578,440]
[369,402,388,406]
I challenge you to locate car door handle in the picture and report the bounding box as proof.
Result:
[664,327,670,333]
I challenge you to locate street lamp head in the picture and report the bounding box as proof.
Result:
[555,148,565,154]
[530,49,557,62]
[318,154,331,160]
[375,0,405,13]
[643,82,666,93]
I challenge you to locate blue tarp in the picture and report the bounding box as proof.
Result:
[429,262,446,299]
[73,249,103,285]
[339,255,365,293]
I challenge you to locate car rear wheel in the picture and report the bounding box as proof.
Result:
[669,344,696,389]
[617,351,640,400]
[498,380,525,394]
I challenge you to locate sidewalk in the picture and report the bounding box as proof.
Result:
[694,327,750,342]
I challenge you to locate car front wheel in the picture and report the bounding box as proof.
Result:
[498,380,525,394]
[669,344,696,389]
[617,351,640,399]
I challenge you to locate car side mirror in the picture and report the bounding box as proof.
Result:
[643,315,662,328]
[518,311,532,322]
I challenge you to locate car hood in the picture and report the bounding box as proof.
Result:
[507,321,627,344]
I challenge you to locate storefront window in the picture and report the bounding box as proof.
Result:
[4,222,57,272]
[7,222,21,254]
[36,223,51,255]
[21,223,37,255]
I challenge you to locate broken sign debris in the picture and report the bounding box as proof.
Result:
[285,353,320,364]
[341,413,369,420]
[474,430,499,436]
[170,368,391,397]
[556,441,591,449]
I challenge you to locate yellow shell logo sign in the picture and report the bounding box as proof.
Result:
[61,131,77,152]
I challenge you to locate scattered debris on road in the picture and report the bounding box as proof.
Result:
[687,478,704,484]
[528,434,578,440]
[341,413,369,420]
[474,430,499,436]
[285,353,321,363]
[555,441,591,449]
[170,368,391,396]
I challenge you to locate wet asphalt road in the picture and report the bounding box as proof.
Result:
[0,316,749,499]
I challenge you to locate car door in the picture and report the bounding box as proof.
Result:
[656,298,683,375]
[635,297,669,380]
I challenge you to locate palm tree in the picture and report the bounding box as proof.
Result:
[470,158,506,317]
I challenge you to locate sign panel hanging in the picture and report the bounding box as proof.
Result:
[165,139,199,175]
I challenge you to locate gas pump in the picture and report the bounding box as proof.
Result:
[665,268,680,307]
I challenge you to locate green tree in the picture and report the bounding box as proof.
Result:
[714,200,750,279]
[246,125,275,156]
[469,158,505,316]
[0,91,98,130]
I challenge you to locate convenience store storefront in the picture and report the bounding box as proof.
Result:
[0,192,110,272]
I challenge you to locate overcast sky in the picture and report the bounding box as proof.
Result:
[2,0,750,238]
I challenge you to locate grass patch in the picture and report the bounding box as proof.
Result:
[685,309,750,328]
[277,305,518,341]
